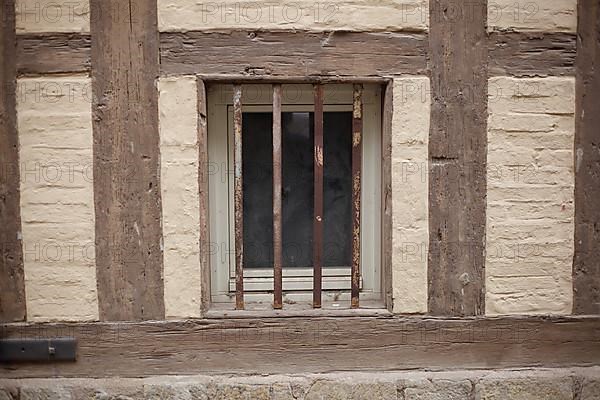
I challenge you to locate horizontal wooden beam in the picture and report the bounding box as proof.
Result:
[488,32,576,77]
[15,31,576,78]
[1,316,599,377]
[16,34,91,75]
[160,31,428,76]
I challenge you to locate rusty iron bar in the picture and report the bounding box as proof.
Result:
[272,84,283,309]
[351,84,363,309]
[313,84,324,308]
[233,84,244,310]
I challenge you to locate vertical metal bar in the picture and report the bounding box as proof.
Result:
[351,84,363,309]
[233,84,244,310]
[272,84,283,309]
[313,84,324,308]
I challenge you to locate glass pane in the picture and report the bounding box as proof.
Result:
[282,112,314,268]
[242,113,273,268]
[241,111,353,268]
[323,112,352,267]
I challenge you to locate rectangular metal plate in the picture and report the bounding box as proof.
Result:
[0,338,77,363]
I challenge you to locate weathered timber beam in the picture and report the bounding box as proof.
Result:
[15,31,577,78]
[573,1,600,315]
[1,316,599,377]
[427,0,487,316]
[488,31,576,77]
[16,33,91,75]
[91,0,165,321]
[0,0,26,322]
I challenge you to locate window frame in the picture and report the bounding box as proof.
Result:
[206,83,383,307]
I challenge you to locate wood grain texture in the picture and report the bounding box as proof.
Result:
[573,1,600,315]
[91,0,164,321]
[489,32,576,77]
[198,79,211,314]
[1,316,599,377]
[160,31,428,77]
[382,82,394,312]
[14,31,577,78]
[16,34,91,75]
[0,0,26,322]
[428,0,487,316]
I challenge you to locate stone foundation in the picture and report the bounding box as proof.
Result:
[1,367,599,399]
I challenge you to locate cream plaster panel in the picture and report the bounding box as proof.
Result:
[486,76,575,315]
[488,0,577,32]
[158,76,202,319]
[159,0,429,32]
[18,75,98,321]
[391,77,430,314]
[16,0,90,33]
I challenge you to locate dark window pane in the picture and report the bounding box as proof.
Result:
[323,112,352,267]
[242,113,273,267]
[282,112,314,267]
[241,111,352,269]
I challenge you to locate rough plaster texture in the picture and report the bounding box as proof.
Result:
[158,76,202,319]
[1,368,599,399]
[486,76,575,315]
[488,0,577,33]
[16,0,90,33]
[158,0,429,32]
[17,75,98,321]
[391,77,430,314]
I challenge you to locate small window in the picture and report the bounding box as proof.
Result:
[207,84,382,309]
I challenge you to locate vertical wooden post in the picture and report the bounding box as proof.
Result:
[313,84,324,308]
[573,0,600,314]
[428,0,487,316]
[92,0,165,320]
[351,84,363,309]
[233,84,244,310]
[272,84,283,309]
[0,0,26,321]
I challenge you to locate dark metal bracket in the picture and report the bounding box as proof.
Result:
[0,338,77,363]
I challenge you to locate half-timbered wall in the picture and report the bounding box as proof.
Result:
[0,0,598,341]
[1,0,600,382]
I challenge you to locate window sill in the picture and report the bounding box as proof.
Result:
[205,300,391,319]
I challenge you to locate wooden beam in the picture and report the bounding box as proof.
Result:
[351,84,363,309]
[488,32,576,77]
[428,0,487,316]
[313,84,324,309]
[14,32,578,78]
[381,82,394,312]
[0,0,26,322]
[272,84,283,310]
[197,79,211,314]
[233,84,244,310]
[1,316,599,377]
[196,76,390,84]
[160,31,427,77]
[91,0,165,321]
[573,1,600,315]
[16,34,91,75]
